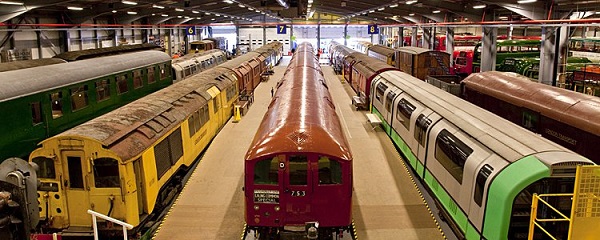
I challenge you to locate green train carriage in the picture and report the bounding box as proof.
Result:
[369,70,594,239]
[0,50,172,161]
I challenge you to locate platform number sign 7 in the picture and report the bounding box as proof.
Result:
[368,25,379,34]
[277,24,287,34]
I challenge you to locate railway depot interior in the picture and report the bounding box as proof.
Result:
[0,0,600,240]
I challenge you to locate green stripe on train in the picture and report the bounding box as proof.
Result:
[373,107,480,239]
[483,156,549,239]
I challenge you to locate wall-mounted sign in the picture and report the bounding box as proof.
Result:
[277,24,287,34]
[368,24,379,34]
[186,26,196,35]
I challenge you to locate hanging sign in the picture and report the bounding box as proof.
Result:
[368,24,379,34]
[277,24,287,34]
[186,26,196,35]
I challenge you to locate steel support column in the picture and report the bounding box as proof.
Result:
[539,26,567,86]
[411,27,417,47]
[344,23,348,46]
[35,17,42,59]
[446,27,454,66]
[480,26,498,72]
[422,27,432,49]
[317,13,321,51]
[398,27,404,48]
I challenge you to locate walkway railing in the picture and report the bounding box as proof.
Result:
[87,209,133,240]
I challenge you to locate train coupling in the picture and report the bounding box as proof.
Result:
[305,221,319,239]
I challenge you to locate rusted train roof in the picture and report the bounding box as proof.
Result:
[0,50,171,103]
[53,43,162,61]
[173,49,223,63]
[396,46,448,56]
[463,71,600,136]
[0,58,66,72]
[368,45,395,56]
[245,43,352,162]
[219,52,261,69]
[54,67,236,161]
[352,54,398,77]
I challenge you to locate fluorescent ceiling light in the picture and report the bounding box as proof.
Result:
[215,14,221,16]
[238,4,245,8]
[177,16,182,18]
[67,6,83,10]
[255,10,260,12]
[152,13,155,16]
[378,7,385,11]
[369,10,375,13]
[409,13,415,16]
[112,10,117,13]
[223,0,233,3]
[390,4,398,8]
[175,8,184,12]
[152,4,164,9]
[197,17,202,19]
[192,10,199,13]
[0,1,24,5]
[406,0,417,5]
[205,12,211,15]
[121,0,137,5]
[432,10,441,13]
[308,0,313,3]
[248,7,254,10]
[473,4,486,9]
[211,18,215,20]
[127,11,137,15]
[517,0,536,3]
[161,14,169,17]
[499,16,508,19]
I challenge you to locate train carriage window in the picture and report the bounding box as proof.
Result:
[289,155,308,185]
[213,99,219,114]
[522,110,539,132]
[193,111,201,133]
[254,157,279,185]
[93,158,120,188]
[50,91,63,119]
[168,128,184,165]
[32,157,55,179]
[133,70,143,89]
[435,130,473,184]
[199,106,209,128]
[396,99,416,130]
[318,156,342,185]
[474,164,494,206]
[375,83,388,103]
[31,102,42,125]
[385,92,396,111]
[147,66,156,84]
[184,66,192,78]
[70,85,89,111]
[159,64,169,80]
[95,79,111,102]
[154,136,171,179]
[414,114,432,146]
[188,113,196,136]
[116,74,128,94]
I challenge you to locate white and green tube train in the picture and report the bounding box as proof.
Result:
[368,70,595,240]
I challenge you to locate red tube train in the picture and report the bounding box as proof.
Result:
[244,43,353,239]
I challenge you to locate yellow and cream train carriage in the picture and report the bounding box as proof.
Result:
[29,65,239,236]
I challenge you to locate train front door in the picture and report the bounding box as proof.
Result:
[282,154,312,224]
[63,151,91,227]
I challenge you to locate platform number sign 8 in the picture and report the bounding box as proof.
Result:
[277,24,287,34]
[186,26,196,35]
[368,24,379,34]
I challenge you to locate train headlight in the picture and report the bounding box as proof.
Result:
[254,205,259,210]
[274,206,280,211]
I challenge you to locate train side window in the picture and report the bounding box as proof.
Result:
[385,92,396,111]
[116,74,128,94]
[213,98,219,114]
[31,102,42,125]
[254,157,279,185]
[184,66,192,78]
[375,83,388,103]
[522,110,539,132]
[396,99,416,130]
[474,164,493,206]
[133,70,143,89]
[93,158,120,188]
[168,128,183,165]
[435,129,473,184]
[318,156,342,185]
[289,155,308,185]
[70,85,89,111]
[147,66,156,84]
[188,112,196,136]
[199,106,209,128]
[193,111,201,133]
[414,114,432,146]
[32,157,55,179]
[159,64,168,80]
[95,79,111,102]
[50,91,63,119]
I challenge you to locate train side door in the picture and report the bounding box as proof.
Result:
[282,154,312,224]
[63,151,91,227]
[413,110,441,178]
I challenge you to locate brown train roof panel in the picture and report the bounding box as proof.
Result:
[352,55,398,78]
[0,58,66,72]
[368,45,395,56]
[245,47,352,162]
[54,43,162,61]
[462,71,600,136]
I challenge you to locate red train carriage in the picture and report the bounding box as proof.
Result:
[244,43,353,239]
[349,55,398,109]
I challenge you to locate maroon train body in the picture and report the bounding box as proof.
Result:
[462,71,600,164]
[244,43,353,239]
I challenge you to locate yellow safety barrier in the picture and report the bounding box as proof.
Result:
[528,165,600,240]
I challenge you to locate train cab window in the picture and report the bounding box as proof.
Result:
[522,110,539,132]
[147,66,156,84]
[289,155,308,185]
[95,79,111,102]
[184,67,192,77]
[474,164,493,206]
[93,158,120,188]
[116,74,128,94]
[375,83,388,103]
[199,106,209,128]
[414,114,432,146]
[50,91,63,119]
[396,99,416,130]
[213,99,219,114]
[435,130,473,184]
[133,70,143,89]
[254,157,279,185]
[31,102,42,125]
[32,157,55,179]
[159,64,168,80]
[318,156,342,185]
[385,92,396,111]
[70,85,89,111]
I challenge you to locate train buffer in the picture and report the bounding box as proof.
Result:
[366,113,382,130]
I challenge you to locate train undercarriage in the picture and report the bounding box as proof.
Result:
[243,222,356,240]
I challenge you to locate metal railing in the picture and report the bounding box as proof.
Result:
[528,193,574,240]
[87,209,133,240]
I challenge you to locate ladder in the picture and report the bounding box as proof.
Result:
[433,53,450,74]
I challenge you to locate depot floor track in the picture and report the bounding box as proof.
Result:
[152,56,446,240]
